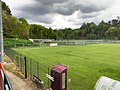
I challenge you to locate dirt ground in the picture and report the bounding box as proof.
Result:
[5,70,38,90]
[3,54,42,90]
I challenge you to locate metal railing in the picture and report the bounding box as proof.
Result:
[0,63,13,90]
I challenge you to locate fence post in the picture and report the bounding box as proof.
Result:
[16,55,18,66]
[20,56,22,72]
[48,67,50,89]
[37,62,39,78]
[30,58,32,79]
[24,57,27,79]
[12,50,14,62]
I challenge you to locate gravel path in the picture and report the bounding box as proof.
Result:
[6,70,38,90]
[4,54,41,90]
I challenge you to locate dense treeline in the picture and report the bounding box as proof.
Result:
[2,1,29,39]
[2,1,120,40]
[29,19,120,40]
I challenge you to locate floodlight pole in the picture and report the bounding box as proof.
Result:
[0,0,4,62]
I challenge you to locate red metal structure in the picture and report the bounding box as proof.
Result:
[51,64,67,90]
[0,63,13,90]
[0,63,5,90]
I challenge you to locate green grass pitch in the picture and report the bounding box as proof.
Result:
[14,44,120,90]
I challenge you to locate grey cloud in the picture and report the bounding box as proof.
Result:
[20,15,53,24]
[19,3,50,15]
[74,21,83,26]
[52,4,81,15]
[81,12,100,19]
[52,0,111,15]
[15,0,113,24]
[35,0,68,5]
[36,15,54,24]
[80,5,105,13]
[81,15,96,19]
[19,0,111,16]
[16,12,53,24]
[29,16,53,24]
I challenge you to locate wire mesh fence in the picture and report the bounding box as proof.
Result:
[48,40,120,46]
[4,47,51,89]
[4,40,120,49]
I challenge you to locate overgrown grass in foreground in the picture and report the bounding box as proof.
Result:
[14,44,120,90]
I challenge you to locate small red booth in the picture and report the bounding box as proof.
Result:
[51,64,67,90]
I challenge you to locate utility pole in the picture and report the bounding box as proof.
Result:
[0,0,4,62]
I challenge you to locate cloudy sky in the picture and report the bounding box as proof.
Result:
[2,0,120,29]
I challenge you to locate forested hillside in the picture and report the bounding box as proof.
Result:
[2,1,29,39]
[2,1,120,40]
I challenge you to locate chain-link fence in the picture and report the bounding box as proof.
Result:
[48,40,120,46]
[4,47,51,89]
[4,40,120,49]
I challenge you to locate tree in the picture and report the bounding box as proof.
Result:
[18,18,30,38]
[3,12,18,38]
[97,20,110,39]
[2,1,12,15]
[105,27,120,40]
[3,12,29,39]
[2,1,29,39]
